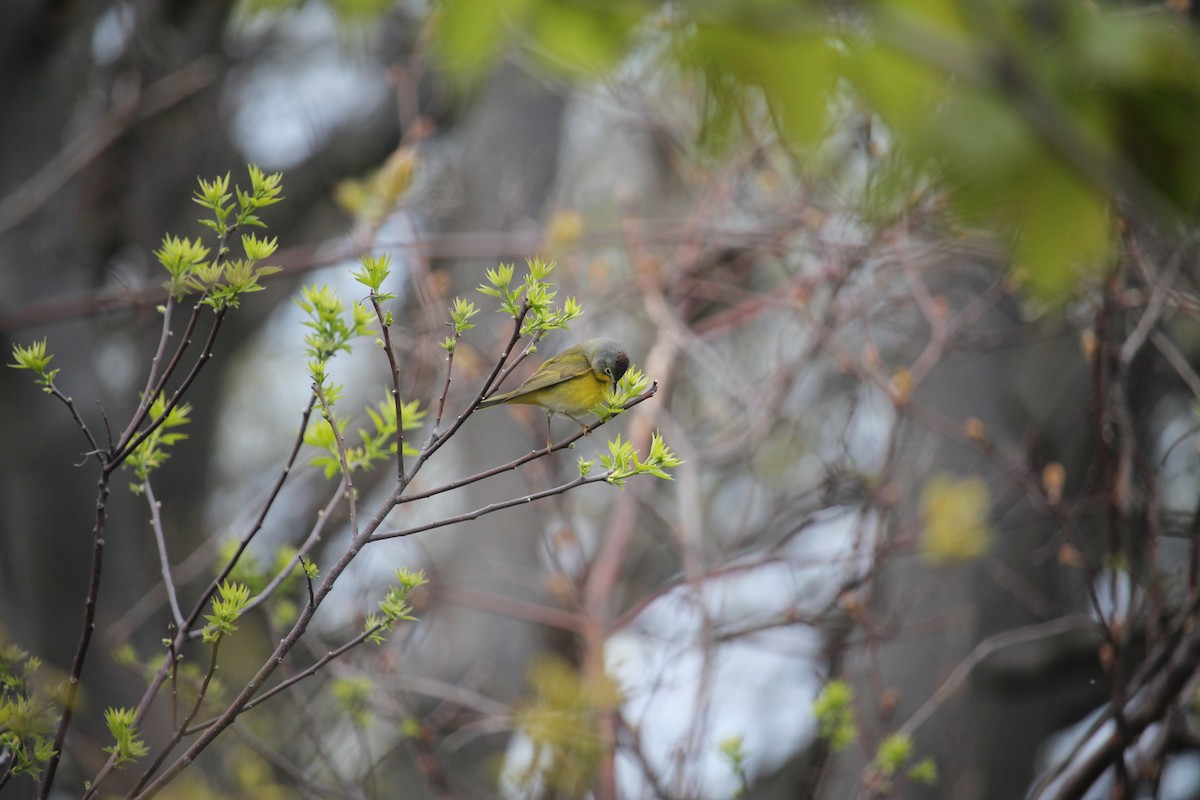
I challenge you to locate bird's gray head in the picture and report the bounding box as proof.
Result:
[588,338,630,384]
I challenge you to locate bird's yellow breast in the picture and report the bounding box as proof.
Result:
[520,370,610,417]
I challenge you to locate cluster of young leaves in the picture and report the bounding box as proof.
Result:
[476,258,583,337]
[213,542,311,628]
[126,396,192,487]
[351,254,396,306]
[595,364,651,421]
[0,643,58,782]
[812,678,858,752]
[297,283,376,364]
[305,397,425,479]
[439,297,481,353]
[7,340,59,394]
[363,568,428,645]
[297,270,430,479]
[99,707,149,770]
[873,733,938,791]
[812,680,937,791]
[201,581,252,644]
[160,165,283,306]
[583,431,683,488]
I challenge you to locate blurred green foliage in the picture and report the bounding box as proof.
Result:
[230,0,1200,297]
[427,0,1200,298]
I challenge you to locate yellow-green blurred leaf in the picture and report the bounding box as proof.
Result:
[690,22,840,147]
[509,654,623,794]
[436,0,537,82]
[919,473,991,564]
[876,0,969,38]
[851,42,943,141]
[936,88,1037,191]
[1075,11,1194,88]
[527,2,636,76]
[1012,158,1112,299]
[327,0,392,22]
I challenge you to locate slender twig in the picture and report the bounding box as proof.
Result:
[432,329,459,432]
[893,616,1096,742]
[313,381,359,538]
[481,330,546,401]
[184,624,386,735]
[268,628,361,798]
[904,268,1008,386]
[143,478,185,628]
[435,583,583,631]
[123,640,224,798]
[114,305,229,466]
[241,480,344,616]
[614,716,673,800]
[1111,245,1183,519]
[1094,279,1136,798]
[45,384,103,461]
[300,556,316,610]
[141,298,176,402]
[374,474,606,542]
[116,219,236,461]
[1119,245,1183,368]
[126,296,178,449]
[367,291,407,479]
[168,637,180,731]
[475,306,533,398]
[115,302,205,455]
[197,396,320,620]
[404,305,534,490]
[189,393,319,614]
[1151,330,1200,402]
[37,474,111,799]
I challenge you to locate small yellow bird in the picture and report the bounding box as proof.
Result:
[477,338,630,442]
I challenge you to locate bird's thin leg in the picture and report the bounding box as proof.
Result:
[545,411,554,450]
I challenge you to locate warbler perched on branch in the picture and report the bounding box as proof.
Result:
[478,338,630,444]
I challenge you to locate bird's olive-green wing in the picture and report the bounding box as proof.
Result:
[502,345,594,396]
